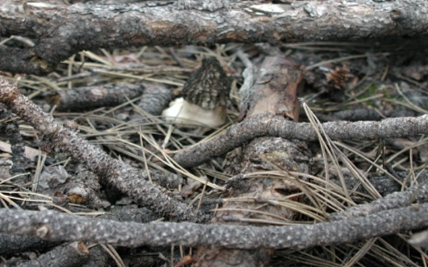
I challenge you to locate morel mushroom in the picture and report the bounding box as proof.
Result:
[162,57,231,128]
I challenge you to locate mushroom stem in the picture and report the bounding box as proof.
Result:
[162,97,227,128]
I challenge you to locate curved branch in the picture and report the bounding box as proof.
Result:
[172,114,428,168]
[1,207,427,249]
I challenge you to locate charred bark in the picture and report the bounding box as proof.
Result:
[45,82,145,111]
[1,0,428,74]
[16,242,90,267]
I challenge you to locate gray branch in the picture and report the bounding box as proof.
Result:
[0,75,207,223]
[1,0,428,74]
[173,114,428,168]
[17,242,89,267]
[0,207,426,250]
[329,180,428,221]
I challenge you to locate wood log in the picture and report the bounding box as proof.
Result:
[1,0,427,74]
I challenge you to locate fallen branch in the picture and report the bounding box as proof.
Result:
[329,179,428,221]
[173,114,428,168]
[1,0,428,74]
[0,76,207,222]
[1,207,426,249]
[0,233,60,257]
[17,242,89,267]
[45,82,145,111]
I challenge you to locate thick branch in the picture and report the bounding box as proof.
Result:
[0,76,206,222]
[1,207,426,250]
[1,0,428,74]
[0,234,60,257]
[17,242,89,267]
[172,114,428,168]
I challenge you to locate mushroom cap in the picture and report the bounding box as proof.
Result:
[182,57,232,110]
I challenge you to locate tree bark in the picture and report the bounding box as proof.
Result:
[192,56,310,266]
[1,0,428,74]
[45,82,145,111]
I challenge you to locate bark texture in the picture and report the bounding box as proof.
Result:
[1,207,428,250]
[1,0,428,74]
[16,242,89,267]
[329,180,428,221]
[172,114,428,168]
[45,82,145,111]
[192,56,310,266]
[0,76,207,222]
[0,234,60,257]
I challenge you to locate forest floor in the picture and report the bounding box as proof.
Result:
[1,41,428,266]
